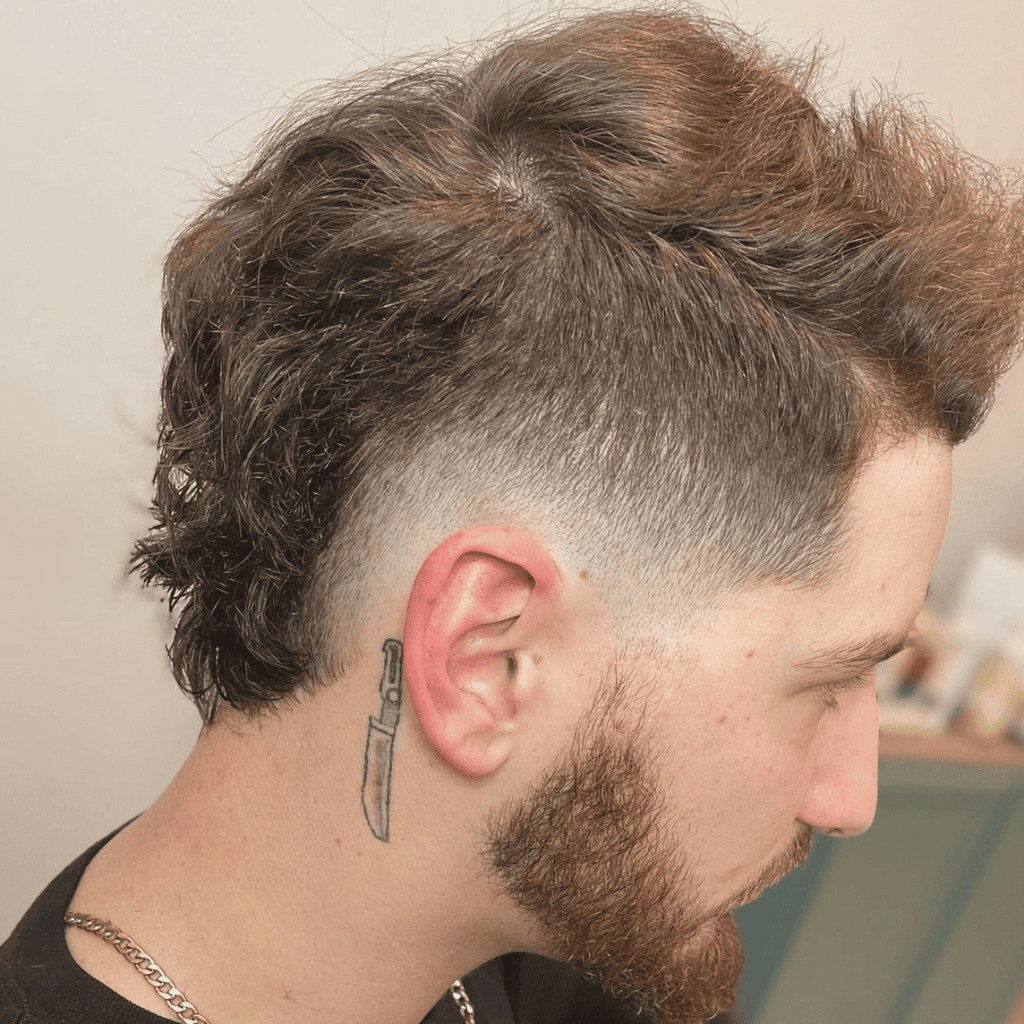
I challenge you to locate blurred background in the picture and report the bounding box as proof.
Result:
[2,1,1022,1021]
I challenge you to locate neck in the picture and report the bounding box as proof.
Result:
[67,696,522,1024]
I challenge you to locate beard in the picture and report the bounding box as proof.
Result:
[484,673,813,1024]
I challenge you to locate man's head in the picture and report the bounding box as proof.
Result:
[130,6,1022,1022]
[476,430,950,1022]
[136,7,1022,719]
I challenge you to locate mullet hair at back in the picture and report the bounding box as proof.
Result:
[133,6,1024,721]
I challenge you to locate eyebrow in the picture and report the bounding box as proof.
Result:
[795,628,913,677]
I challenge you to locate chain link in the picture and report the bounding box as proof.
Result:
[450,978,477,1023]
[66,910,478,1024]
[64,912,211,1024]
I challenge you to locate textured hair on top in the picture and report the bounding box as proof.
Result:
[133,6,1024,721]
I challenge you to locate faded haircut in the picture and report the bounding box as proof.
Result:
[133,7,1024,721]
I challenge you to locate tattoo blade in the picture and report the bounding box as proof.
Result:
[361,639,403,842]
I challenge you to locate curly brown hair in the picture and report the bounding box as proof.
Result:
[133,8,1024,722]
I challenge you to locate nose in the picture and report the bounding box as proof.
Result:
[797,685,879,837]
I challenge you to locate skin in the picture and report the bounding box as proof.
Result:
[483,433,951,1022]
[645,432,951,916]
[65,432,951,1024]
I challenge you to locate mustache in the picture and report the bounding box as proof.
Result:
[716,823,815,915]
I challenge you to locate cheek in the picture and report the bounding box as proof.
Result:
[747,705,822,807]
[704,725,808,821]
[654,670,822,832]
[661,706,815,866]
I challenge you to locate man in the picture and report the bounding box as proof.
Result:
[2,6,1022,1024]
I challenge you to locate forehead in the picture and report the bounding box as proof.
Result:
[676,433,953,676]
[822,433,951,621]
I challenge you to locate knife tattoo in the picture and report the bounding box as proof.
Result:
[361,638,403,842]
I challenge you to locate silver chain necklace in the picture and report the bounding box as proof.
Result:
[64,911,476,1023]
[449,978,476,1023]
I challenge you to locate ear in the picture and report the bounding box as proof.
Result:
[403,527,561,778]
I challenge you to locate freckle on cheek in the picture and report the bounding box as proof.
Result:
[717,714,727,725]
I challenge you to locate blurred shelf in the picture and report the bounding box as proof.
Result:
[880,728,1024,767]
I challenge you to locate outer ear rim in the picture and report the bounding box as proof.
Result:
[403,526,561,777]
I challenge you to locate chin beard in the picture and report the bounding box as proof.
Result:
[563,910,744,1024]
[484,677,813,1024]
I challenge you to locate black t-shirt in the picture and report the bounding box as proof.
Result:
[0,832,650,1023]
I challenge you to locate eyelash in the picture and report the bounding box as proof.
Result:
[816,673,870,713]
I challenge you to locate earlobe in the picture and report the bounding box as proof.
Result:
[403,527,560,778]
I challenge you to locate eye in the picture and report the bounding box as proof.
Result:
[815,671,872,713]
[818,688,842,713]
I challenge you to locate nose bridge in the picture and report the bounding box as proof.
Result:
[800,687,880,837]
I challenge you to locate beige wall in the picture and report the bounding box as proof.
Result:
[2,0,1022,936]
